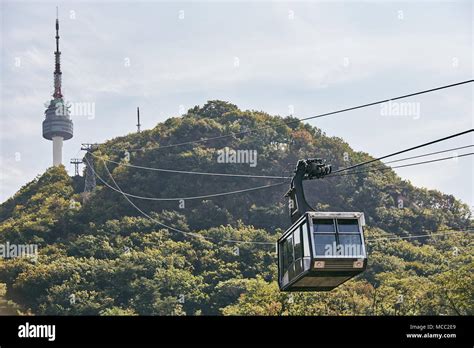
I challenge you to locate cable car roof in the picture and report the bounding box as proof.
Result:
[307,211,365,225]
[308,211,364,219]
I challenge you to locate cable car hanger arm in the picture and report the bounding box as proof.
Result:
[285,158,332,224]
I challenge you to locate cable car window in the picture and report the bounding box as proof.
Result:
[286,235,294,264]
[338,234,363,257]
[301,223,310,257]
[287,235,296,280]
[338,234,362,245]
[313,219,336,233]
[313,234,337,256]
[281,239,289,273]
[337,219,360,233]
[294,228,302,260]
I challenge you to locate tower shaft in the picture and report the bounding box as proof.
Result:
[52,136,63,166]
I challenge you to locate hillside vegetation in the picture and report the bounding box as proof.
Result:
[0,101,472,315]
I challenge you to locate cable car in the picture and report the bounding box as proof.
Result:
[278,211,367,291]
[278,159,368,291]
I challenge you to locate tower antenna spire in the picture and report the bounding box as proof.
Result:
[53,6,62,98]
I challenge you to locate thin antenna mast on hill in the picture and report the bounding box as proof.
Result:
[137,107,141,133]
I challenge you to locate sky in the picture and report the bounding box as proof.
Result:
[0,0,473,210]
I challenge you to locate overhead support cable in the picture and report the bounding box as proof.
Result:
[331,129,473,174]
[88,151,289,180]
[88,144,473,180]
[329,152,474,177]
[87,156,289,201]
[84,155,276,246]
[83,155,473,248]
[109,80,473,153]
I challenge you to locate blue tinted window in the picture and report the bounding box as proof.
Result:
[294,229,302,260]
[285,235,294,266]
[338,234,363,256]
[301,223,311,257]
[313,234,336,256]
[313,219,335,233]
[339,234,362,246]
[337,219,359,233]
[281,239,289,273]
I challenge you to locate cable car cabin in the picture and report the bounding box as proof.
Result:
[278,212,367,292]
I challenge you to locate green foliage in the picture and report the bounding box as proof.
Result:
[0,100,472,315]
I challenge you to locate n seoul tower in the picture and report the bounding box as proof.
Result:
[42,9,73,166]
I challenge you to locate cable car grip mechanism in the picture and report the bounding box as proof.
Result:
[285,158,332,224]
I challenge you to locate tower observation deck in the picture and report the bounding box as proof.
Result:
[42,9,73,166]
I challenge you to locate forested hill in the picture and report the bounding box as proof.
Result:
[0,100,472,315]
